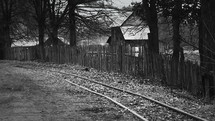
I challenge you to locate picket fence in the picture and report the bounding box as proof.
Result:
[5,45,203,96]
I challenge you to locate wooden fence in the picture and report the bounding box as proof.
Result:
[5,45,203,96]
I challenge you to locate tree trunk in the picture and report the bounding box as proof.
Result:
[200,0,215,100]
[38,24,45,59]
[0,29,4,59]
[4,24,12,47]
[0,44,4,59]
[0,23,5,59]
[199,12,203,68]
[172,0,182,63]
[39,25,45,47]
[170,0,182,85]
[172,19,180,63]
[53,27,59,45]
[49,26,59,46]
[149,0,159,54]
[143,0,159,54]
[0,23,11,59]
[68,0,76,47]
[32,0,47,60]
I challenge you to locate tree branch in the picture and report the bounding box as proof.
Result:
[75,0,98,5]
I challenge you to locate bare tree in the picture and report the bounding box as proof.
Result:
[172,0,182,63]
[0,0,17,48]
[46,0,69,46]
[29,0,48,59]
[68,0,101,47]
[132,0,159,53]
[31,0,48,47]
[200,0,215,99]
[0,0,28,58]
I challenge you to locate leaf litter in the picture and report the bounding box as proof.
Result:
[10,60,215,121]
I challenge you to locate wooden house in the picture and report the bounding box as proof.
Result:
[107,12,198,56]
[107,12,165,56]
[107,12,149,46]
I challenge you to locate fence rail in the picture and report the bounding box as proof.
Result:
[5,45,203,96]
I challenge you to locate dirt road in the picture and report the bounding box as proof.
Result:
[0,61,134,121]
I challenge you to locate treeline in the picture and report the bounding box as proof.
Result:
[132,0,200,64]
[0,0,118,59]
[131,0,215,99]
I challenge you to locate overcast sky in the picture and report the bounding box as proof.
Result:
[113,0,142,8]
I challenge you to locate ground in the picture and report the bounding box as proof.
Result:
[0,60,215,121]
[0,61,135,121]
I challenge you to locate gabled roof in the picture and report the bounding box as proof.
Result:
[12,37,69,47]
[12,41,38,47]
[109,12,132,27]
[44,38,68,46]
[120,12,149,40]
[121,26,149,40]
[121,12,147,27]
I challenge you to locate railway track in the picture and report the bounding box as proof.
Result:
[13,62,208,121]
[48,70,208,121]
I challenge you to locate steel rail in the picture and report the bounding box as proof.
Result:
[64,79,148,121]
[52,70,208,121]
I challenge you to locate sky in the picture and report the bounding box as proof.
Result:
[113,0,142,8]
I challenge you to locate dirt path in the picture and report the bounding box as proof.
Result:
[0,61,135,121]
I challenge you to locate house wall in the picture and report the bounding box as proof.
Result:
[110,27,125,46]
[159,42,166,53]
[125,40,147,47]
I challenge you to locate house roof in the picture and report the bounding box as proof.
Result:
[12,37,69,47]
[121,26,149,40]
[44,38,68,46]
[120,13,149,40]
[12,41,38,47]
[121,12,147,27]
[109,12,132,27]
